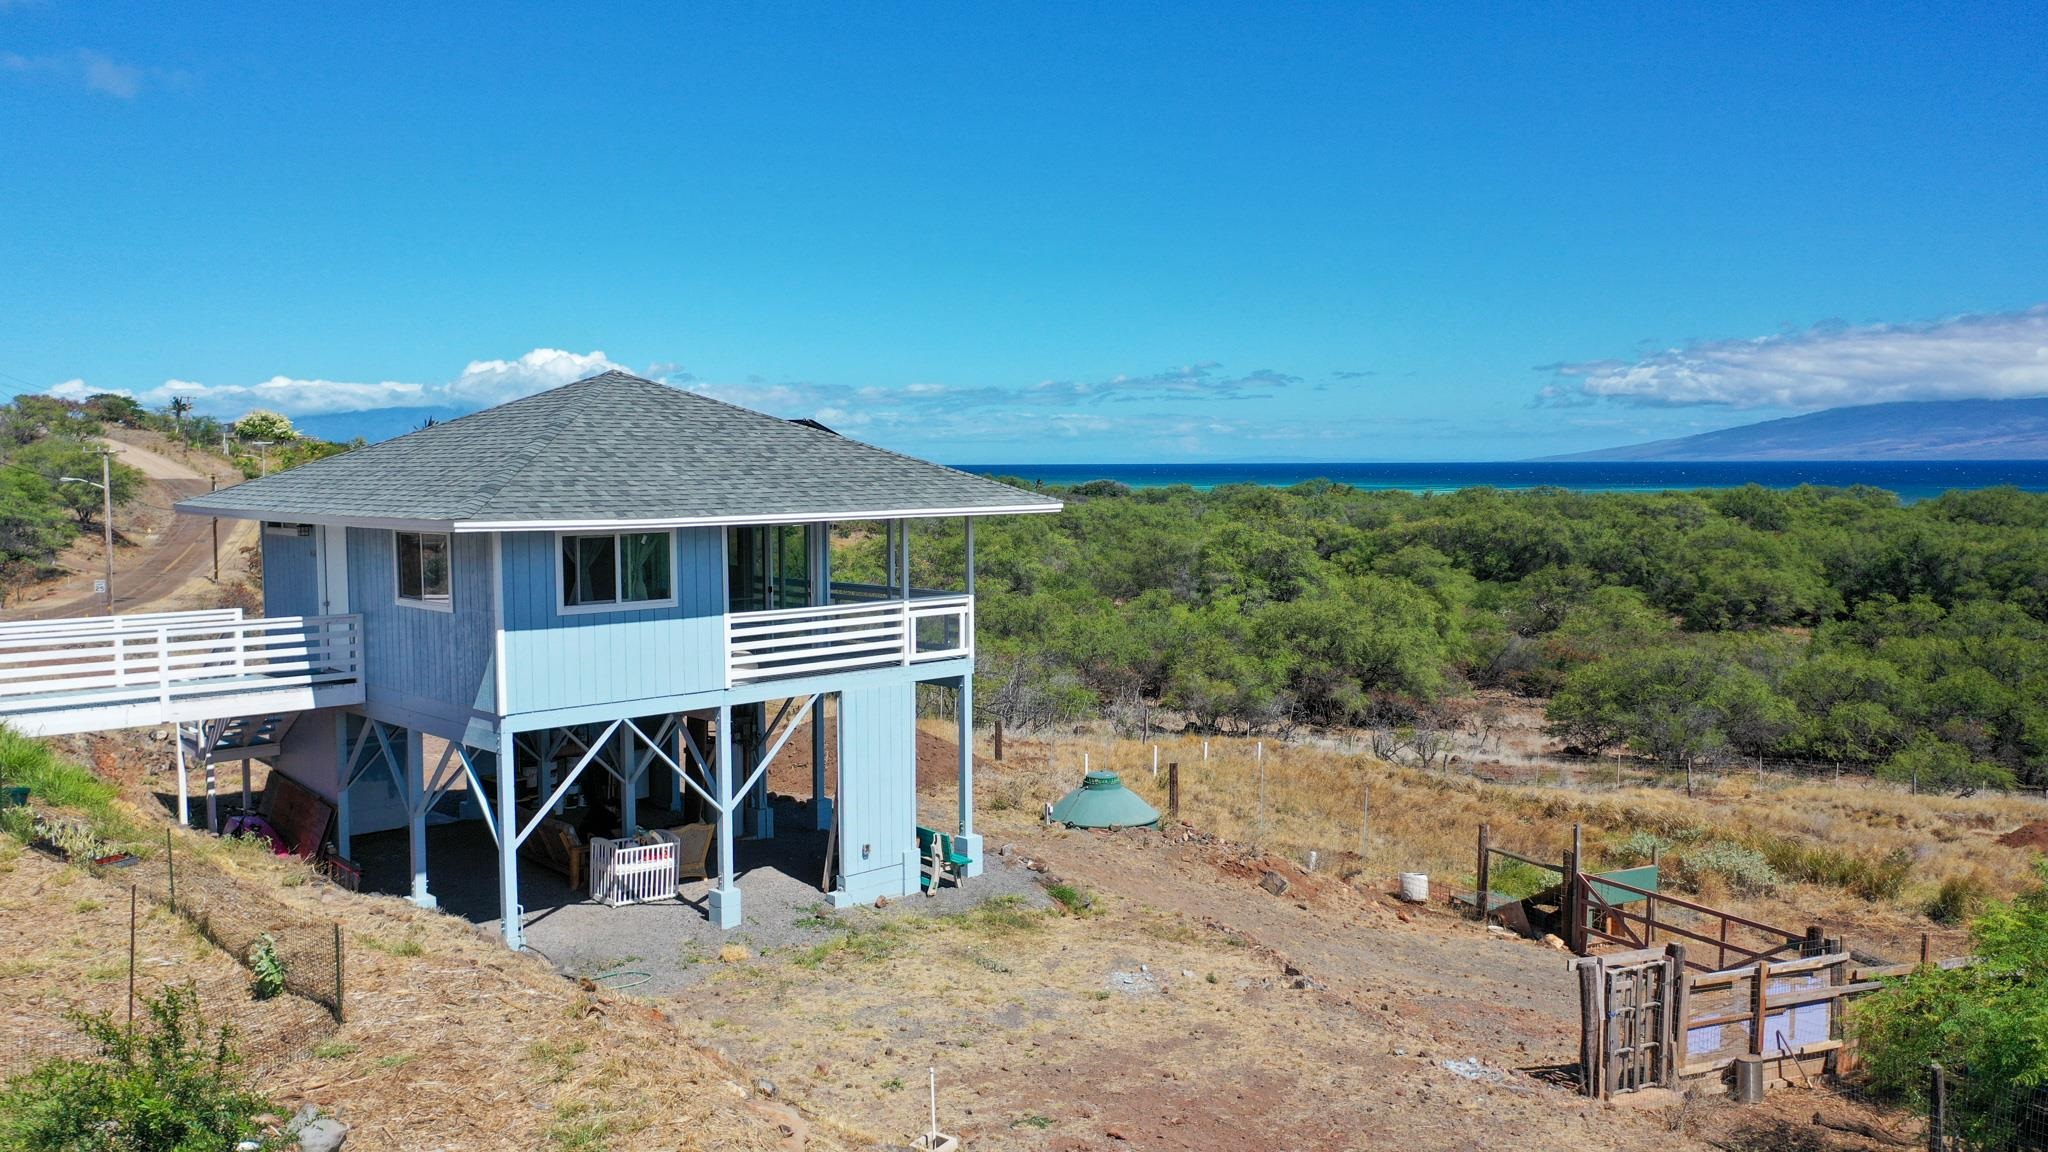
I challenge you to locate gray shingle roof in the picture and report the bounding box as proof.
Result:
[176,371,1061,528]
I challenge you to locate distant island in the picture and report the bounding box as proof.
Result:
[1548,397,2048,461]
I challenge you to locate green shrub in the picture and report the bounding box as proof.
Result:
[1853,861,2048,1149]
[1485,858,1558,900]
[1927,872,1993,925]
[0,985,274,1151]
[248,934,286,1001]
[1044,882,1094,915]
[1676,842,1780,894]
[1755,835,1913,902]
[1611,829,1672,863]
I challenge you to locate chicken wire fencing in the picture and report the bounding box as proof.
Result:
[1930,1064,2048,1152]
[140,831,347,1021]
[2,836,343,1078]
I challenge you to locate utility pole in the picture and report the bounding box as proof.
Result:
[99,451,113,613]
[62,453,117,613]
[209,475,220,582]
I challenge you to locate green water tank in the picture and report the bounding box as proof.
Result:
[1049,771,1160,829]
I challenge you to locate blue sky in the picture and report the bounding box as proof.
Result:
[4,3,2046,461]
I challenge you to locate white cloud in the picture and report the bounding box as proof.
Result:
[1545,306,2048,409]
[444,348,626,406]
[47,348,625,419]
[76,50,140,98]
[3,49,164,99]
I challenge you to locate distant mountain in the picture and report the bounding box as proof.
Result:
[1547,398,2048,461]
[295,406,470,444]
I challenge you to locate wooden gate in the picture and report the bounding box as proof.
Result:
[1574,945,1685,1098]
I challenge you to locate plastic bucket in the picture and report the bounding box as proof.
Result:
[1398,872,1429,903]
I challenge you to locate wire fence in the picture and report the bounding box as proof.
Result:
[139,829,346,1020]
[1931,1064,2048,1151]
[1,839,340,1079]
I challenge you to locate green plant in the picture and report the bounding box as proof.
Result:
[1044,882,1094,914]
[1853,860,2048,1149]
[1676,842,1780,895]
[1483,858,1557,900]
[1611,829,1672,862]
[311,1040,358,1060]
[0,985,274,1151]
[1927,872,1994,925]
[0,805,32,843]
[248,933,286,1001]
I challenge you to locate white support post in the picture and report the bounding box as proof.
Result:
[203,730,218,834]
[957,674,982,877]
[811,693,832,831]
[174,721,189,827]
[333,714,353,861]
[708,703,741,929]
[669,721,684,812]
[746,701,773,839]
[496,728,523,949]
[617,722,638,834]
[406,728,434,909]
[535,732,554,818]
[964,516,974,597]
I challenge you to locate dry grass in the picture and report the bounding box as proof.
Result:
[2,734,839,1152]
[952,722,2048,961]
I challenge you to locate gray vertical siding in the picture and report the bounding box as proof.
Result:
[498,528,726,718]
[260,527,321,619]
[346,527,496,729]
[835,681,918,902]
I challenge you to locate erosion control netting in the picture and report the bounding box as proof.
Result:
[137,834,345,1021]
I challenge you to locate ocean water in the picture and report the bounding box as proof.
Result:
[956,461,2048,504]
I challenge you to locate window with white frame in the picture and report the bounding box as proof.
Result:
[561,531,673,610]
[394,530,452,607]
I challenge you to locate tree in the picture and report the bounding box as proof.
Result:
[167,395,195,440]
[1851,861,2048,1149]
[1879,734,2015,796]
[11,440,144,528]
[231,409,296,442]
[1707,667,1800,765]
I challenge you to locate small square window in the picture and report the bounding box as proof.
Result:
[395,531,452,607]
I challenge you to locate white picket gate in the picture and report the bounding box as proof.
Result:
[588,837,679,907]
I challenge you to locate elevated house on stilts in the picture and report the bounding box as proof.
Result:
[0,371,1060,947]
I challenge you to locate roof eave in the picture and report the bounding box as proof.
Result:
[450,502,1064,533]
[171,501,461,533]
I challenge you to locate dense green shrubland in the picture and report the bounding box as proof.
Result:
[866,479,2048,788]
[1853,861,2048,1144]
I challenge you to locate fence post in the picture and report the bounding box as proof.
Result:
[1167,762,1179,820]
[992,719,1003,762]
[1476,823,1491,926]
[332,921,345,1024]
[1646,845,1659,946]
[1928,1063,1948,1152]
[1750,959,1771,1057]
[127,884,137,1033]
[166,829,175,909]
[1563,848,1581,953]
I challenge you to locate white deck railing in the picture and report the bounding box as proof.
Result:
[0,608,244,641]
[725,594,973,686]
[0,611,363,720]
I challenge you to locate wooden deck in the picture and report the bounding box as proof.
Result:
[0,609,364,736]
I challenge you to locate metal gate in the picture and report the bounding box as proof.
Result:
[1574,946,1682,1098]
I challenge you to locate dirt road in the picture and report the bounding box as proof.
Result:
[5,433,256,619]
